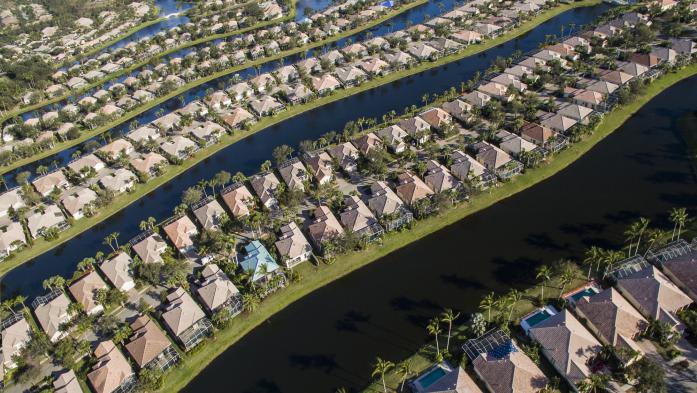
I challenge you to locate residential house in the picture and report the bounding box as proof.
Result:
[308,205,344,251]
[97,139,134,161]
[32,171,69,197]
[53,369,84,393]
[220,183,255,218]
[0,219,26,258]
[419,107,453,131]
[87,341,135,393]
[195,264,242,316]
[125,316,179,371]
[130,152,167,176]
[474,142,522,180]
[353,132,383,155]
[275,222,312,268]
[406,42,440,61]
[249,95,284,116]
[340,195,383,240]
[152,113,181,132]
[33,291,72,342]
[132,233,167,264]
[520,122,567,153]
[100,252,135,292]
[376,125,408,153]
[398,116,431,145]
[249,172,280,210]
[461,90,491,108]
[311,74,342,95]
[239,241,285,292]
[424,160,459,194]
[659,251,697,302]
[27,204,68,239]
[278,158,309,191]
[450,150,496,189]
[1,315,31,371]
[187,121,225,146]
[496,130,541,164]
[163,215,198,253]
[61,187,98,219]
[0,188,25,217]
[442,99,473,123]
[99,168,136,194]
[161,287,212,350]
[68,154,105,176]
[192,198,227,231]
[160,136,198,159]
[539,112,577,134]
[127,126,160,144]
[478,81,515,102]
[68,271,108,315]
[328,142,360,172]
[395,172,434,206]
[412,364,482,393]
[222,107,255,129]
[557,103,593,124]
[334,65,367,87]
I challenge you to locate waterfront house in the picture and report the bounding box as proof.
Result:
[32,171,69,197]
[53,369,83,393]
[296,57,322,75]
[192,198,227,231]
[87,340,135,393]
[222,107,255,130]
[275,221,313,268]
[464,329,548,393]
[427,37,461,55]
[328,142,360,172]
[249,95,284,116]
[27,204,68,239]
[61,187,97,219]
[99,168,136,194]
[569,89,606,111]
[539,112,577,134]
[557,103,593,124]
[159,135,198,159]
[205,91,232,111]
[358,56,390,76]
[0,220,27,258]
[177,100,208,118]
[127,126,160,144]
[419,107,453,131]
[504,65,537,82]
[187,121,225,146]
[280,83,314,104]
[100,252,135,292]
[130,152,167,177]
[475,23,502,37]
[311,74,342,95]
[334,65,367,87]
[450,30,482,45]
[163,215,198,253]
[196,264,242,316]
[340,195,383,240]
[398,116,431,145]
[367,181,413,231]
[520,123,567,153]
[600,69,633,86]
[227,82,254,102]
[424,160,459,194]
[0,188,25,217]
[153,113,181,133]
[614,265,693,332]
[585,79,618,96]
[406,42,440,61]
[68,271,108,315]
[249,73,277,93]
[478,82,515,102]
[670,38,696,55]
[395,172,434,206]
[650,46,678,64]
[528,310,603,390]
[320,50,345,65]
[68,154,106,176]
[496,130,540,164]
[220,182,255,218]
[250,172,280,210]
[308,205,344,252]
[473,142,522,180]
[341,43,368,58]
[659,250,697,301]
[304,151,334,185]
[618,61,648,78]
[278,158,309,191]
[442,99,473,123]
[353,132,383,156]
[97,139,134,162]
[575,288,647,363]
[125,316,179,371]
[490,73,527,92]
[161,287,212,351]
[239,240,285,293]
[132,233,167,264]
[33,291,72,342]
[275,65,299,84]
[1,314,31,371]
[376,125,408,153]
[461,90,491,108]
[383,50,415,70]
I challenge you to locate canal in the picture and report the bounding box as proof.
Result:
[0,4,611,299]
[180,74,697,393]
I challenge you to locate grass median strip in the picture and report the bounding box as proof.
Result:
[156,62,697,393]
[0,0,602,279]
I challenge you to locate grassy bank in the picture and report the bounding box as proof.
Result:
[0,0,606,284]
[155,54,697,393]
[0,0,426,175]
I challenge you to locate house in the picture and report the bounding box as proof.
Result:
[585,80,618,96]
[159,136,198,159]
[450,30,482,45]
[340,195,383,240]
[600,69,633,86]
[204,91,232,111]
[395,172,433,206]
[528,310,603,390]
[334,65,367,87]
[280,83,314,104]
[0,188,26,217]
[275,222,312,268]
[614,265,693,332]
[239,241,285,291]
[383,50,415,70]
[125,316,179,371]
[358,56,390,76]
[450,150,496,188]
[442,99,473,123]
[186,121,225,145]
[26,204,68,239]
[99,168,136,194]
[398,116,431,144]
[461,90,491,108]
[465,329,548,393]
[68,154,105,176]
[87,341,135,393]
[61,187,97,219]
[53,369,84,393]
[249,73,277,93]
[618,61,648,78]
[192,199,227,231]
[474,142,522,180]
[152,112,181,132]
[249,95,284,116]
[161,287,212,350]
[278,158,309,191]
[539,112,577,134]
[308,205,344,251]
[669,38,696,56]
[196,264,242,316]
[163,215,198,253]
[659,250,697,301]
[177,100,208,118]
[311,74,342,95]
[491,73,527,92]
[328,142,360,172]
[570,89,605,111]
[575,288,647,361]
[520,122,566,153]
[320,50,345,65]
[424,160,458,194]
[274,65,299,83]
[127,126,160,143]
[353,132,383,155]
[419,107,453,130]
[304,151,333,185]
[68,271,108,315]
[98,139,134,161]
[132,233,167,264]
[100,252,135,292]
[222,107,255,129]
[557,103,593,123]
[376,125,408,153]
[227,83,254,102]
[478,82,514,102]
[0,220,26,258]
[1,314,31,371]
[33,291,72,342]
[32,171,69,196]
[475,23,502,37]
[406,42,440,60]
[130,152,167,176]
[220,183,255,218]
[650,46,678,64]
[249,172,280,209]
[496,130,540,161]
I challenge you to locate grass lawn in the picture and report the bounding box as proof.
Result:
[0,0,600,176]
[156,63,697,393]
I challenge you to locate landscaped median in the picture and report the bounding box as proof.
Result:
[0,0,426,176]
[0,0,608,278]
[154,57,697,393]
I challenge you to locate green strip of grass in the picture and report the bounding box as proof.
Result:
[154,40,697,393]
[0,0,605,280]
[0,0,427,176]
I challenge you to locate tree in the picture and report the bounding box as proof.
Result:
[577,374,610,393]
[182,186,203,205]
[558,267,575,298]
[243,293,260,313]
[139,216,157,232]
[398,360,414,392]
[669,207,688,241]
[103,232,120,252]
[371,357,394,393]
[583,246,602,280]
[427,317,442,355]
[260,160,272,173]
[627,357,666,393]
[272,144,294,166]
[76,257,95,272]
[441,308,460,352]
[480,292,495,322]
[112,324,132,344]
[536,265,551,301]
[36,165,48,176]
[138,367,164,391]
[42,275,65,290]
[507,289,522,323]
[214,171,232,189]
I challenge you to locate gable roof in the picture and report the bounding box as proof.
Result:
[68,271,108,313]
[100,252,134,290]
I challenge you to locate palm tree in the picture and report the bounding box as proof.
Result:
[480,292,495,322]
[103,232,120,252]
[583,246,601,280]
[427,318,442,355]
[242,293,259,313]
[441,309,460,352]
[372,357,394,393]
[602,250,624,276]
[624,221,641,257]
[397,360,414,392]
[634,217,650,255]
[139,217,157,232]
[558,268,575,298]
[536,265,551,301]
[577,374,609,393]
[669,207,688,241]
[507,289,522,323]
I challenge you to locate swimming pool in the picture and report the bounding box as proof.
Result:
[417,367,447,388]
[570,287,599,302]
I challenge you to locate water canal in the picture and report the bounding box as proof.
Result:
[181,74,697,393]
[0,4,611,299]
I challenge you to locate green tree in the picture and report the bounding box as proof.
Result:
[398,360,414,392]
[536,265,551,302]
[627,357,666,393]
[441,308,460,352]
[371,357,394,393]
[427,317,442,355]
[669,207,688,241]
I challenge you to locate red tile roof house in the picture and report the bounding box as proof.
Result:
[162,215,199,254]
[307,205,344,253]
[658,250,697,302]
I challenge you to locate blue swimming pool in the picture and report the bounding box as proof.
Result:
[525,310,553,327]
[571,287,598,302]
[418,367,446,388]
